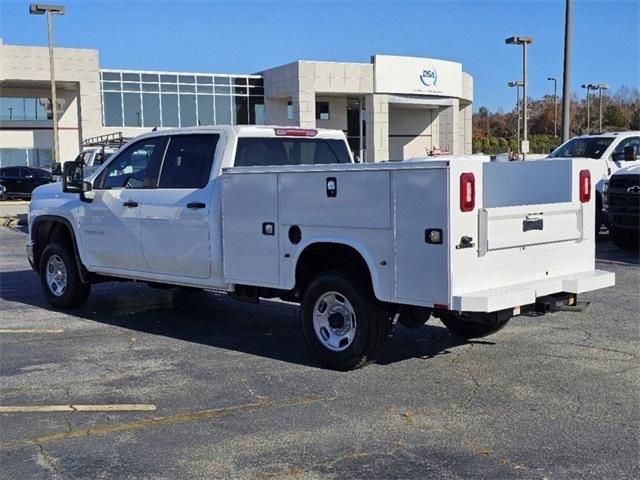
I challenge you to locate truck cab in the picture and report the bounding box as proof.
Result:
[548,131,640,231]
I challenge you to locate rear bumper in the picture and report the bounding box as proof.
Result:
[452,270,615,312]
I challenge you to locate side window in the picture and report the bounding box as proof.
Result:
[158,134,219,188]
[101,137,164,189]
[613,137,640,160]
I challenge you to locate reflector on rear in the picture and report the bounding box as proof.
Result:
[460,173,475,212]
[579,170,591,203]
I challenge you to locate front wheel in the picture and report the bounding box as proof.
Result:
[301,271,390,370]
[40,243,91,308]
[439,312,510,339]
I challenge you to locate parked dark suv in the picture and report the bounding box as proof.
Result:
[0,166,54,199]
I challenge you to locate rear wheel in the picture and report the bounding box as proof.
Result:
[40,243,91,308]
[301,271,390,370]
[439,312,510,339]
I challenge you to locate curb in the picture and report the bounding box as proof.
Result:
[1,214,27,227]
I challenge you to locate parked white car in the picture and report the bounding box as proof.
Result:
[548,131,640,231]
[27,126,615,370]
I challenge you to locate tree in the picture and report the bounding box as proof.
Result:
[604,105,627,129]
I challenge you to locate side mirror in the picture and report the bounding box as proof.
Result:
[51,163,62,175]
[624,146,637,161]
[94,153,105,165]
[62,161,92,201]
[62,161,84,193]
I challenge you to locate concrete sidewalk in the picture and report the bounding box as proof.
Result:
[0,201,29,226]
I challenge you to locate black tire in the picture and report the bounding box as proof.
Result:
[301,270,390,371]
[40,242,91,308]
[439,312,509,339]
[610,228,640,250]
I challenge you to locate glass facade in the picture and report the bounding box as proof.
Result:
[0,148,53,168]
[100,70,265,128]
[0,97,48,121]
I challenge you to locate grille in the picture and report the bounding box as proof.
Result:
[609,174,640,190]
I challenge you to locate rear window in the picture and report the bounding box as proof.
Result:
[234,138,351,167]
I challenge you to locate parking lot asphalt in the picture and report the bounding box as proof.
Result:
[0,225,638,480]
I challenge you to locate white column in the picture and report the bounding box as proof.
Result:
[365,94,389,162]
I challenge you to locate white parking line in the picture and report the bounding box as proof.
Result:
[0,404,157,413]
[0,329,64,334]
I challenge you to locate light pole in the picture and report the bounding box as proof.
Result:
[508,81,524,157]
[581,83,597,132]
[561,0,573,141]
[547,76,558,137]
[506,36,533,159]
[596,83,609,132]
[29,3,65,168]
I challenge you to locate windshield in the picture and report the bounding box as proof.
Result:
[549,137,614,159]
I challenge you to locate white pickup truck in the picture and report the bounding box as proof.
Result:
[28,125,615,370]
[548,131,640,231]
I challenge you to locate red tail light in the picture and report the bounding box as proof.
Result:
[460,173,475,212]
[274,128,317,137]
[579,169,591,203]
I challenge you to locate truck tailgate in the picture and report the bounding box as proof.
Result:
[448,158,614,312]
[478,201,583,256]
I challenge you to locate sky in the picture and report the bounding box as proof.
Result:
[0,0,638,112]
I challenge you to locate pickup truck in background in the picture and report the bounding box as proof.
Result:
[604,164,640,249]
[548,131,640,232]
[28,125,615,370]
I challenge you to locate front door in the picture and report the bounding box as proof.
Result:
[137,133,220,278]
[78,136,166,272]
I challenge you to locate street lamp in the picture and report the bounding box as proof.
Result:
[29,4,65,168]
[508,81,524,157]
[506,36,533,159]
[596,83,609,132]
[547,77,558,137]
[581,83,598,132]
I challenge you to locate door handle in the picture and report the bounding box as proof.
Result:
[123,200,138,208]
[186,202,206,209]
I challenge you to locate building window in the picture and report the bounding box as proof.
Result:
[179,94,197,127]
[142,94,160,127]
[161,94,179,127]
[197,95,214,126]
[0,97,48,121]
[287,101,293,120]
[0,148,53,168]
[123,92,142,127]
[316,101,330,121]
[215,95,231,124]
[103,92,123,126]
[100,70,265,128]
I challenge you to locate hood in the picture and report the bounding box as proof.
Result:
[612,163,640,177]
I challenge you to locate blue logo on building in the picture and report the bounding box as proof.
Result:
[419,67,438,87]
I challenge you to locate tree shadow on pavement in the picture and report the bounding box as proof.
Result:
[1,269,469,369]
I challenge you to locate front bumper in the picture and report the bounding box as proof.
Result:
[452,270,615,312]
